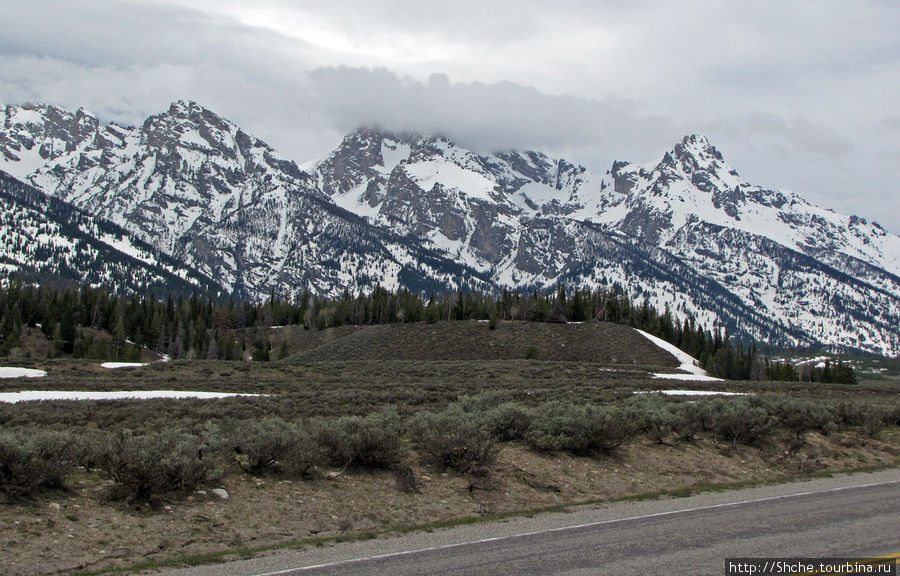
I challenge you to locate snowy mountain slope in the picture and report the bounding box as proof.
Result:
[2,101,898,355]
[0,171,225,295]
[579,135,900,355]
[14,100,314,286]
[310,128,604,271]
[591,135,900,274]
[309,127,899,355]
[1,103,492,299]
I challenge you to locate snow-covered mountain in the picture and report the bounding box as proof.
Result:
[0,101,490,298]
[590,136,900,355]
[1,101,898,355]
[309,128,899,354]
[0,170,224,295]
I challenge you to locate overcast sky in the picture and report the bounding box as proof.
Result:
[2,0,899,233]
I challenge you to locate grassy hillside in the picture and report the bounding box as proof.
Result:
[278,320,679,365]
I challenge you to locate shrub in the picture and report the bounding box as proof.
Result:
[862,410,884,438]
[27,431,77,490]
[770,396,836,439]
[317,411,405,470]
[68,429,108,470]
[623,395,677,443]
[415,408,497,475]
[96,429,208,503]
[524,402,634,455]
[229,418,295,474]
[281,426,323,479]
[486,402,534,442]
[0,431,76,499]
[884,402,900,427]
[450,393,502,415]
[708,397,775,445]
[671,401,709,441]
[841,402,900,435]
[834,401,867,427]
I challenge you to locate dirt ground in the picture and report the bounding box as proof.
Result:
[2,429,898,576]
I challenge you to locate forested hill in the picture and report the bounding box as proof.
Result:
[0,282,855,383]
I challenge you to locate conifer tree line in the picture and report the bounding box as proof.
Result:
[0,279,855,382]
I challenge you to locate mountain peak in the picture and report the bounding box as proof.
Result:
[674,134,724,163]
[160,100,234,129]
[167,99,205,115]
[656,133,739,184]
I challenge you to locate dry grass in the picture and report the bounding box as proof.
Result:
[0,429,897,576]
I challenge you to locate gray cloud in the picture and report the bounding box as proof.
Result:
[878,116,900,134]
[728,114,854,160]
[299,67,677,158]
[1,0,898,232]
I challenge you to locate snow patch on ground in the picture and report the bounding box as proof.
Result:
[0,390,261,403]
[0,367,47,379]
[101,362,148,369]
[651,373,728,382]
[635,389,748,396]
[634,328,724,381]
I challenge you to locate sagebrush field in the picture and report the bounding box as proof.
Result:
[1,321,898,575]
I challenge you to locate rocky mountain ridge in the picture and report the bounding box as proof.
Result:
[1,100,897,355]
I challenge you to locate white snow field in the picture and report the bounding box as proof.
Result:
[635,389,747,397]
[100,362,148,369]
[0,367,47,378]
[0,390,260,403]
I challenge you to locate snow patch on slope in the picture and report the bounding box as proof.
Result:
[403,159,496,201]
[634,328,724,381]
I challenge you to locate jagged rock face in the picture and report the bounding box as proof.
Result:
[0,102,485,299]
[1,103,101,178]
[314,129,516,264]
[1,102,898,355]
[311,128,601,267]
[584,135,900,355]
[0,171,223,296]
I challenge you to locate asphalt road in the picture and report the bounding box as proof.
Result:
[156,469,900,576]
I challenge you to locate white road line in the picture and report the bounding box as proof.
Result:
[251,478,900,575]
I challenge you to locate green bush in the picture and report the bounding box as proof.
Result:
[0,431,76,499]
[770,396,836,439]
[486,402,534,442]
[837,401,900,432]
[708,397,775,445]
[68,428,112,471]
[281,425,323,478]
[96,429,209,503]
[229,418,295,474]
[524,402,634,455]
[317,411,405,469]
[671,401,709,441]
[415,408,497,474]
[862,410,884,438]
[624,395,677,443]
